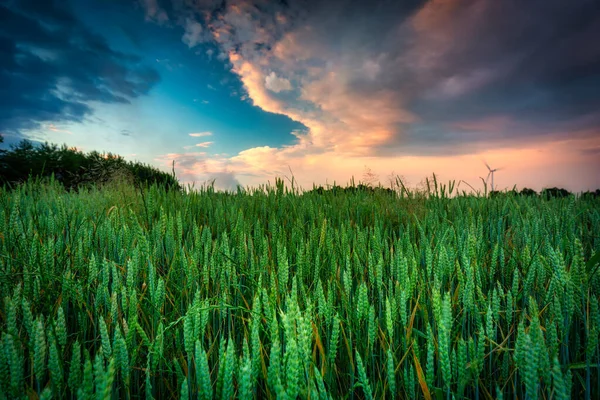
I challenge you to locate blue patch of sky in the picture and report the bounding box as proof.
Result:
[67,0,305,156]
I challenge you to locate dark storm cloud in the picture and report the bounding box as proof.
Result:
[402,0,600,140]
[0,0,160,135]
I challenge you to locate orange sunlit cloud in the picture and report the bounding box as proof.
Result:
[47,124,72,134]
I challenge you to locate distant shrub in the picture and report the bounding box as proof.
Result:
[581,189,600,199]
[305,183,396,197]
[520,187,537,197]
[541,187,572,199]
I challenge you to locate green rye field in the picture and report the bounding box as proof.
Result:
[0,178,599,399]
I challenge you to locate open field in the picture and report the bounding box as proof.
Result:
[0,179,599,399]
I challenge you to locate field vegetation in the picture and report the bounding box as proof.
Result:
[0,152,599,398]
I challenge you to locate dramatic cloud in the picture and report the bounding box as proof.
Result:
[405,0,600,136]
[0,0,161,135]
[3,0,597,192]
[265,72,292,93]
[113,0,598,192]
[154,0,598,169]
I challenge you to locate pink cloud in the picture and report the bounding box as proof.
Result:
[155,133,600,193]
[47,124,72,134]
[265,72,292,92]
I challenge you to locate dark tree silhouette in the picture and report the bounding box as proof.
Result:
[581,189,600,199]
[306,183,396,197]
[0,137,181,192]
[541,187,572,199]
[520,188,537,196]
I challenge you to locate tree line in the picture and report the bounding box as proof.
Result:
[0,135,181,192]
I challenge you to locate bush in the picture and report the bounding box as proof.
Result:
[581,189,600,199]
[520,187,537,197]
[541,187,572,199]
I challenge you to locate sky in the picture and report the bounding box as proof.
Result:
[1,0,600,192]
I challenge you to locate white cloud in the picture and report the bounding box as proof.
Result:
[182,18,205,48]
[189,132,212,137]
[182,142,214,149]
[204,171,242,191]
[265,72,292,93]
